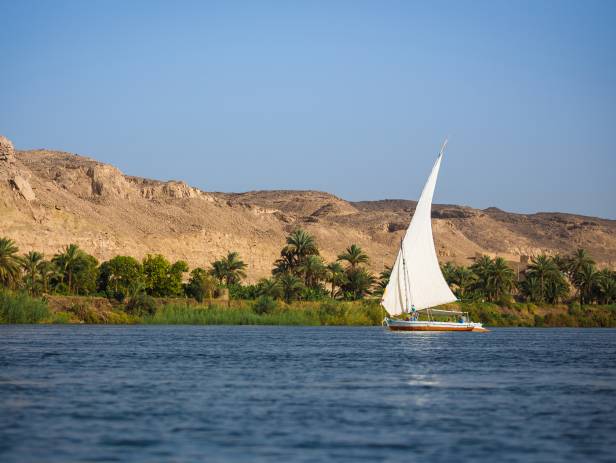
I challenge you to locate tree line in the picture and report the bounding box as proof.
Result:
[233,229,376,302]
[0,229,377,303]
[1,233,614,306]
[439,251,616,305]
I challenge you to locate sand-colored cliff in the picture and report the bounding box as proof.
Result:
[1,136,614,280]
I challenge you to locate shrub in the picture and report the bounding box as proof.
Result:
[252,296,277,315]
[106,310,138,324]
[52,311,72,324]
[300,286,329,301]
[228,283,259,300]
[125,293,157,317]
[360,301,385,325]
[496,294,515,308]
[185,268,219,302]
[318,301,347,325]
[67,303,103,323]
[0,291,51,323]
[97,256,144,296]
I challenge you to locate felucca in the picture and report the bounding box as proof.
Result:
[381,141,488,332]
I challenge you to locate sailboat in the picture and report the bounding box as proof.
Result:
[381,141,487,332]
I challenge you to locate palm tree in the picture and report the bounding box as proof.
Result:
[526,255,561,303]
[272,229,320,276]
[210,252,247,286]
[520,275,542,303]
[440,262,457,286]
[552,254,570,274]
[257,278,283,299]
[52,244,83,294]
[596,269,616,304]
[470,255,494,300]
[297,254,326,288]
[455,266,478,299]
[574,263,598,305]
[223,252,247,285]
[441,263,477,299]
[22,251,44,295]
[37,260,60,294]
[278,273,304,303]
[284,229,319,261]
[373,265,392,297]
[0,237,23,289]
[337,244,369,269]
[341,267,375,300]
[210,260,227,284]
[326,262,347,298]
[567,249,596,305]
[488,258,516,301]
[272,248,294,275]
[544,274,570,304]
[567,249,595,278]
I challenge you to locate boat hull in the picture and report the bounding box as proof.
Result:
[384,318,488,332]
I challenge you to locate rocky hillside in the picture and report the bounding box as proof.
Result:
[1,135,615,280]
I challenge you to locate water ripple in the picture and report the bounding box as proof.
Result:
[1,326,615,462]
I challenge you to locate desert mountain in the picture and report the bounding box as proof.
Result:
[1,135,615,281]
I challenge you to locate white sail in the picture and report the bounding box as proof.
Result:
[381,145,457,315]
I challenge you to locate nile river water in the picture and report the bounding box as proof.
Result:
[1,326,615,462]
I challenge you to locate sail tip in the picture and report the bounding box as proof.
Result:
[439,139,448,157]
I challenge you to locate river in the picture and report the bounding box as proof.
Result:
[1,326,615,462]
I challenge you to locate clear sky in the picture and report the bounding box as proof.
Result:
[1,0,615,218]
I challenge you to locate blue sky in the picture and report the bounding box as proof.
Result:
[1,0,615,218]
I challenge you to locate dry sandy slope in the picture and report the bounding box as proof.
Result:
[1,141,614,281]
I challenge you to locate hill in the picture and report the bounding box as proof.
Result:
[1,135,614,280]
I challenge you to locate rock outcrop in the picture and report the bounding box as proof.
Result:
[1,136,36,202]
[87,164,132,198]
[9,175,36,201]
[0,135,15,160]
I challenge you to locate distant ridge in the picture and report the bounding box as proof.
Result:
[1,136,614,280]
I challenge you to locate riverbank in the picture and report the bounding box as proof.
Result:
[1,292,615,327]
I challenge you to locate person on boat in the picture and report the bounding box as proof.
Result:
[410,305,418,321]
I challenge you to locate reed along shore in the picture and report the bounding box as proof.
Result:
[1,292,615,327]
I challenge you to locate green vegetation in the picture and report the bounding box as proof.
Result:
[441,252,616,306]
[461,302,616,328]
[142,254,188,297]
[52,244,99,295]
[146,300,383,326]
[210,251,247,286]
[147,304,317,325]
[1,232,615,326]
[0,237,23,289]
[98,255,143,300]
[267,229,377,301]
[0,291,139,324]
[252,296,278,315]
[0,291,50,323]
[185,268,220,302]
[125,293,157,317]
[1,288,614,326]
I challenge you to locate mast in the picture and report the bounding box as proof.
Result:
[400,238,410,313]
